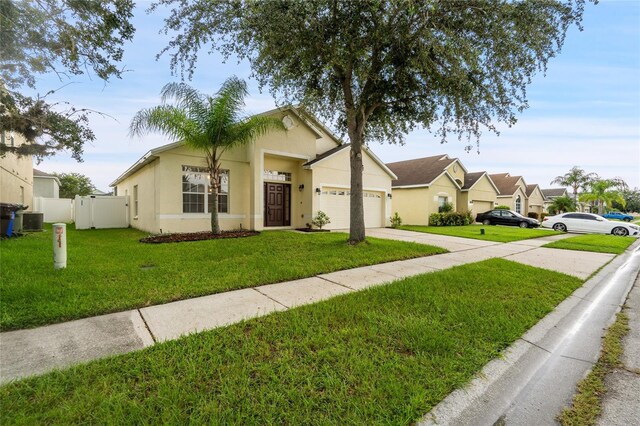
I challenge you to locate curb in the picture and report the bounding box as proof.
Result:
[419,238,640,425]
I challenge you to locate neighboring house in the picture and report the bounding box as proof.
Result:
[0,132,33,208]
[33,169,60,198]
[386,154,467,225]
[91,189,112,196]
[459,171,500,215]
[110,107,395,233]
[541,188,569,212]
[525,184,546,217]
[489,173,529,215]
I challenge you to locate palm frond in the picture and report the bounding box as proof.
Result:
[129,105,197,143]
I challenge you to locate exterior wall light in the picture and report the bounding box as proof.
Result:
[387,193,392,199]
[315,188,321,194]
[298,184,304,191]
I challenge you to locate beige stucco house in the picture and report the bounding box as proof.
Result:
[459,171,500,215]
[33,169,60,199]
[0,132,33,207]
[541,188,569,212]
[489,173,529,215]
[525,184,546,217]
[386,155,468,225]
[110,107,395,233]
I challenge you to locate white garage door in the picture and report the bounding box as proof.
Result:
[320,188,383,230]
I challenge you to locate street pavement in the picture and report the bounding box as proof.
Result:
[0,228,621,405]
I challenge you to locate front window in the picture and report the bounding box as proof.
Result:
[515,195,522,214]
[182,166,229,214]
[133,185,139,217]
[264,170,291,182]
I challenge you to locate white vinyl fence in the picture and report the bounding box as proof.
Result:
[33,197,74,223]
[74,196,129,229]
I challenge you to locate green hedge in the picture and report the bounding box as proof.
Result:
[429,211,473,226]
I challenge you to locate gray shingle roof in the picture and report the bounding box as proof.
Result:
[541,188,568,198]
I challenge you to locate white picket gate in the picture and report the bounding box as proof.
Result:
[74,196,129,229]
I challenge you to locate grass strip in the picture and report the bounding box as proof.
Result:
[399,224,559,242]
[0,225,445,331]
[558,311,630,426]
[543,234,635,254]
[0,259,583,425]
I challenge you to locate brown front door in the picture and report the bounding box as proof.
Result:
[264,183,291,227]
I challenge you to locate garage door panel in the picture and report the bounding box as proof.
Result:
[471,201,494,217]
[320,188,383,230]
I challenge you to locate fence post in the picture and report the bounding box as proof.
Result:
[52,223,67,269]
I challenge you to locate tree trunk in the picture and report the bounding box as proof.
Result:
[208,152,221,234]
[348,130,366,244]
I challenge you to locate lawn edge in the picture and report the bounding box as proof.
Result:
[417,239,640,425]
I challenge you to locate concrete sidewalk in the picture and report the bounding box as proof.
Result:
[0,231,614,384]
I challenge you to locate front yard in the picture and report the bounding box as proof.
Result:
[399,224,560,242]
[0,259,583,424]
[543,234,636,254]
[0,226,445,331]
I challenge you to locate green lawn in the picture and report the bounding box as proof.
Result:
[543,234,636,254]
[0,259,583,425]
[0,225,445,331]
[399,224,560,242]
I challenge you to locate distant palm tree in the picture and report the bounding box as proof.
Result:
[550,166,598,205]
[548,195,576,215]
[130,77,284,233]
[579,178,626,214]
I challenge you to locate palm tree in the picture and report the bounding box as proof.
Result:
[550,166,598,205]
[129,77,284,233]
[548,195,576,215]
[579,179,626,214]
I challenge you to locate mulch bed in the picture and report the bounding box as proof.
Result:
[140,230,259,244]
[294,228,330,233]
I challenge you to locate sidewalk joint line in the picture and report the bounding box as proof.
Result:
[315,275,359,291]
[520,338,551,354]
[559,354,596,365]
[251,288,290,309]
[137,309,157,344]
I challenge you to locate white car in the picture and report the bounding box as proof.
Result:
[541,212,639,237]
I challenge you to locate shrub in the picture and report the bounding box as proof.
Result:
[311,211,331,230]
[540,213,548,221]
[390,212,402,228]
[429,211,473,226]
[495,205,510,210]
[527,212,539,219]
[438,201,454,213]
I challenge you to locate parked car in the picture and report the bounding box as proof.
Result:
[601,211,634,222]
[541,212,639,236]
[476,209,540,228]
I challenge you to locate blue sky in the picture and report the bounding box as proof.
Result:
[31,0,639,192]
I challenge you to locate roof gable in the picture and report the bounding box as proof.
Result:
[303,143,397,179]
[490,173,526,196]
[386,155,459,187]
[542,188,568,198]
[462,171,500,193]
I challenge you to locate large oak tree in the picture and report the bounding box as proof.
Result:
[153,0,588,243]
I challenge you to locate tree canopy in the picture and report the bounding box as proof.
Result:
[0,0,135,161]
[55,172,96,199]
[550,166,598,204]
[1,0,135,90]
[154,0,588,242]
